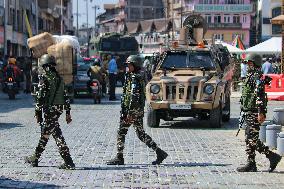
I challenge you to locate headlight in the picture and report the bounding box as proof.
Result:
[150,84,160,94]
[204,84,214,95]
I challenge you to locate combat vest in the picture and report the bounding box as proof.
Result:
[241,73,257,111]
[45,72,65,106]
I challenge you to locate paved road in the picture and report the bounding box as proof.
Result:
[1,90,284,188]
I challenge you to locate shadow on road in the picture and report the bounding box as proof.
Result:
[72,162,231,171]
[0,93,34,113]
[158,118,239,130]
[0,122,23,130]
[0,176,60,188]
[73,99,121,106]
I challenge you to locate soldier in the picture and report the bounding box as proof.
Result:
[25,54,75,170]
[106,55,168,165]
[237,54,281,172]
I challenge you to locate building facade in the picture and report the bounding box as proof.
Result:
[98,0,165,35]
[0,0,73,57]
[169,0,254,47]
[258,0,281,41]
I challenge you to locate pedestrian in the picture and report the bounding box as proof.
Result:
[106,55,168,165]
[237,54,281,172]
[108,54,118,101]
[87,59,103,83]
[240,60,247,81]
[262,57,274,74]
[101,54,110,96]
[25,54,75,170]
[3,57,22,87]
[23,56,32,93]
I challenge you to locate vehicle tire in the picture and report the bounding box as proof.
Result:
[209,103,222,128]
[146,104,160,128]
[8,91,15,100]
[222,96,230,122]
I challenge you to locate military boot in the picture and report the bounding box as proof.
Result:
[152,148,168,165]
[236,160,257,172]
[106,153,124,165]
[24,155,38,167]
[58,156,75,170]
[266,152,282,172]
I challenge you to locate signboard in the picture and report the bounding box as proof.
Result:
[12,31,17,43]
[17,33,23,45]
[0,26,4,44]
[194,4,253,13]
[6,25,12,40]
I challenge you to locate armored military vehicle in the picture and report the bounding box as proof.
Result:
[145,14,234,128]
[95,33,139,84]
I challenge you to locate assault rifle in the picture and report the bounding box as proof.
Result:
[236,111,246,136]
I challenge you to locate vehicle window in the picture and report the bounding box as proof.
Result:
[160,51,215,70]
[121,38,138,51]
[101,38,120,51]
[77,61,92,71]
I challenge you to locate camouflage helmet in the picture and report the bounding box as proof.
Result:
[126,55,143,69]
[246,54,262,67]
[39,54,56,67]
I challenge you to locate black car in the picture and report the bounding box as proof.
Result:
[74,59,92,97]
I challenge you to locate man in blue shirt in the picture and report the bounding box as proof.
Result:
[240,61,247,80]
[262,58,274,74]
[108,55,118,100]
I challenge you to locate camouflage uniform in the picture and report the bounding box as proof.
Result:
[26,64,75,169]
[34,71,73,162]
[117,72,158,154]
[241,69,270,161]
[107,55,168,165]
[237,53,281,172]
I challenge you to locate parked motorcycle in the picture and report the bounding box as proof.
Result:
[4,77,18,100]
[89,79,102,104]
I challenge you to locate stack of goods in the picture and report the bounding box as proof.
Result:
[27,33,80,85]
[47,40,74,85]
[27,32,55,58]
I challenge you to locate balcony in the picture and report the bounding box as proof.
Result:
[207,23,242,29]
[194,4,253,13]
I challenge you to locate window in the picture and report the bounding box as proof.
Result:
[204,15,212,23]
[160,51,215,70]
[213,33,224,41]
[242,15,247,23]
[272,7,281,35]
[129,0,140,6]
[224,15,230,23]
[224,0,244,4]
[199,0,215,4]
[130,8,141,19]
[214,15,221,23]
[233,15,240,23]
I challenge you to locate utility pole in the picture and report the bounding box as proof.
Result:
[61,0,63,35]
[171,0,174,40]
[76,0,79,37]
[92,5,99,38]
[36,0,38,34]
[180,0,183,29]
[3,0,6,56]
[85,0,89,57]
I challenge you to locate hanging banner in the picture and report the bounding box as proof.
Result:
[24,10,33,38]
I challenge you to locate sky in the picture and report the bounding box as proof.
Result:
[72,0,116,28]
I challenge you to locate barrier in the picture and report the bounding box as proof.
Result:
[265,74,284,101]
